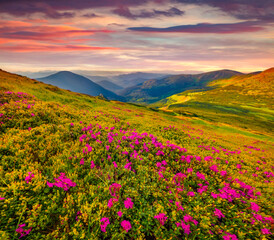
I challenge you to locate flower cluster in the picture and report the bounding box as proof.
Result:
[154,213,168,226]
[25,172,34,184]
[100,218,110,232]
[16,224,32,239]
[124,198,134,209]
[47,173,76,191]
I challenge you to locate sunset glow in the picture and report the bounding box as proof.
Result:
[0,0,273,73]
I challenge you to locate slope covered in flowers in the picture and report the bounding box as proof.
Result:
[0,72,273,239]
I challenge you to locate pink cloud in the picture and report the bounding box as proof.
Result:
[0,21,114,44]
[0,43,119,52]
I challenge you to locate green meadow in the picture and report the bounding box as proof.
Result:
[0,69,273,239]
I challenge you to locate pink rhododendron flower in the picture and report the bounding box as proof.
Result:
[161,160,167,165]
[79,158,84,165]
[124,198,134,209]
[211,192,218,198]
[253,213,263,221]
[156,162,162,168]
[47,173,76,191]
[222,232,238,240]
[25,172,34,184]
[209,165,219,172]
[173,172,187,185]
[264,216,274,223]
[121,220,131,232]
[261,228,272,235]
[175,202,184,211]
[183,215,193,223]
[86,144,93,153]
[214,208,225,219]
[108,198,118,208]
[90,161,95,169]
[47,182,53,187]
[124,162,132,170]
[113,161,118,168]
[75,211,82,221]
[196,171,205,180]
[117,211,123,217]
[16,224,32,238]
[193,219,198,225]
[197,185,208,194]
[176,220,191,234]
[187,191,195,197]
[100,217,110,232]
[250,202,260,212]
[0,197,5,200]
[158,171,164,178]
[109,183,121,197]
[154,213,167,226]
[220,170,227,176]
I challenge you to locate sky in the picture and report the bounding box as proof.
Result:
[0,0,273,74]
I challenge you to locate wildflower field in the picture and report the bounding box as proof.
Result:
[0,71,273,239]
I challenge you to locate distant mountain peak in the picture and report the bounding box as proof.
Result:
[121,69,244,103]
[37,71,125,101]
[52,71,79,76]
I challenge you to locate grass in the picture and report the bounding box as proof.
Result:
[0,69,273,239]
[157,69,274,139]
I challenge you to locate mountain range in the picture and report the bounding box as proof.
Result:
[121,70,243,103]
[110,72,168,88]
[35,69,244,104]
[37,71,125,101]
[21,68,273,108]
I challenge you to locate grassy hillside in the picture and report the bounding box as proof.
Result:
[122,70,242,104]
[0,70,273,239]
[158,68,274,139]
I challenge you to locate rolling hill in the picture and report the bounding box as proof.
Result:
[159,68,274,136]
[37,71,125,101]
[121,70,242,103]
[0,68,273,239]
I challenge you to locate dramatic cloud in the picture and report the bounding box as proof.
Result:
[173,0,274,21]
[0,0,273,21]
[112,7,184,19]
[0,0,164,18]
[0,0,273,73]
[0,22,113,43]
[128,21,265,34]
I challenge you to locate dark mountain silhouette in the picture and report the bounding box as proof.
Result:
[37,71,125,101]
[121,70,243,103]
